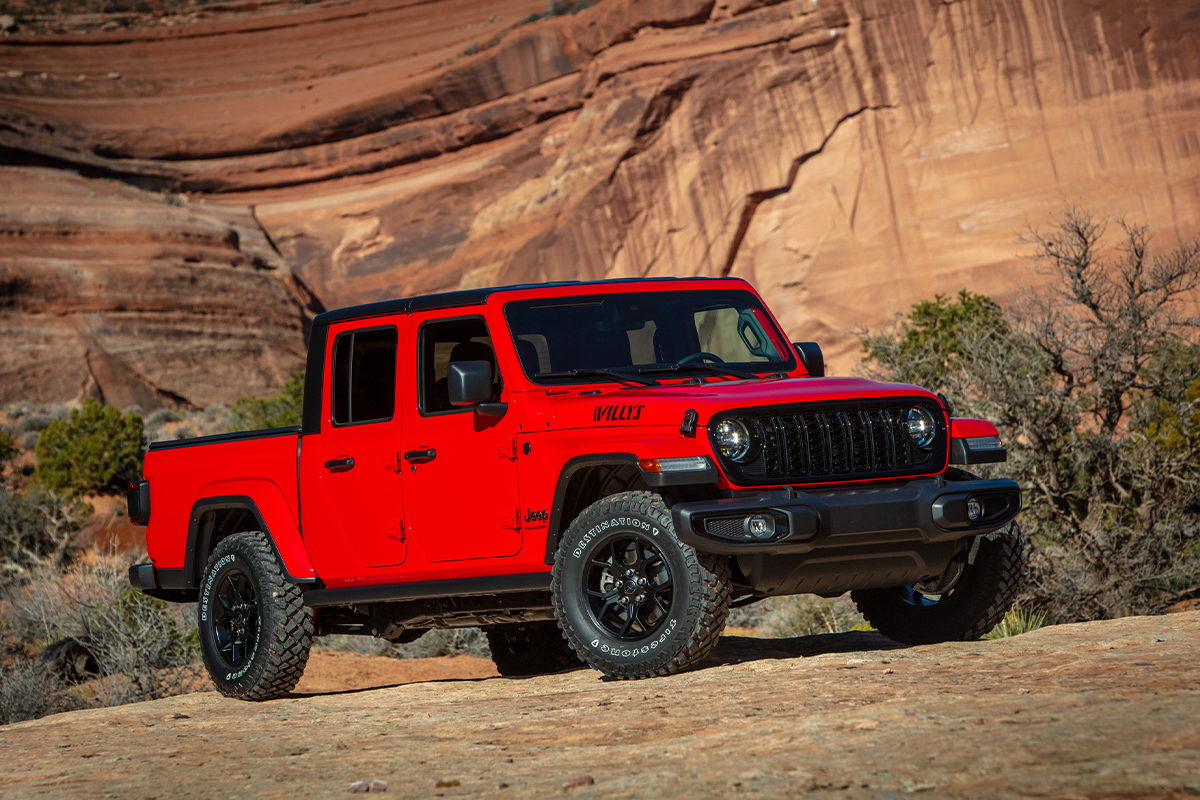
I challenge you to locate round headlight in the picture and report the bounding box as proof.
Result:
[713,418,752,461]
[906,407,937,449]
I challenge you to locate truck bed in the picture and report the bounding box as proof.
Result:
[142,426,306,585]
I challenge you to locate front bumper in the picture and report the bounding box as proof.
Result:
[672,478,1021,555]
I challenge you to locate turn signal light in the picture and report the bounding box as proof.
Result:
[638,456,711,473]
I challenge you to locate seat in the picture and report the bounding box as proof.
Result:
[352,347,396,421]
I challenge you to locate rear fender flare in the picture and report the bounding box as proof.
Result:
[182,492,317,589]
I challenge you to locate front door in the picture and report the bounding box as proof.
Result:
[400,313,521,562]
[305,321,407,569]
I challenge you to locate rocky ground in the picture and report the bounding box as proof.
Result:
[2,611,1198,799]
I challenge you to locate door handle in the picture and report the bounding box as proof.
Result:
[325,456,355,473]
[403,448,436,463]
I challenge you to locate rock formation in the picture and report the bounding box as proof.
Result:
[2,0,1199,403]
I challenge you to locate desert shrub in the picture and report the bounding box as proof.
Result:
[4,401,32,419]
[0,659,76,725]
[984,608,1047,639]
[0,486,91,580]
[228,370,304,432]
[0,431,16,464]
[862,207,1200,622]
[2,554,202,711]
[171,423,200,440]
[387,627,490,659]
[316,628,492,659]
[19,432,38,451]
[16,414,56,434]
[313,634,390,655]
[765,595,869,637]
[145,405,233,445]
[145,408,181,427]
[725,594,869,636]
[34,399,145,494]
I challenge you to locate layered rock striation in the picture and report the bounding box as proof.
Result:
[2,0,1199,401]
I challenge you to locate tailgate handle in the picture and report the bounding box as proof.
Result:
[403,448,436,463]
[325,456,355,473]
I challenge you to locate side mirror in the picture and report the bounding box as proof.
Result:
[447,361,492,406]
[793,342,824,377]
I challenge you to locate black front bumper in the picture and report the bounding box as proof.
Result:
[672,478,1021,555]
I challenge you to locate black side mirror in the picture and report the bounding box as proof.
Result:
[793,342,824,377]
[447,361,493,406]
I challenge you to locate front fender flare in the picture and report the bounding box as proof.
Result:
[544,448,720,565]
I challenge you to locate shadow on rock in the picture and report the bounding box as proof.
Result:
[700,630,906,669]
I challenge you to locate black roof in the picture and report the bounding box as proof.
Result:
[310,276,733,327]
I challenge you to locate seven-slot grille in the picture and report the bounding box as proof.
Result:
[715,401,945,485]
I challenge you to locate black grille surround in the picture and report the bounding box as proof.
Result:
[709,397,949,487]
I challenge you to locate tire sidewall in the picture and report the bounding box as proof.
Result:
[555,503,697,673]
[198,541,271,696]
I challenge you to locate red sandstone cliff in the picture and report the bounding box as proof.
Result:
[2,0,1199,405]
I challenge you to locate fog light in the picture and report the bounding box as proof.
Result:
[967,497,983,521]
[746,514,775,540]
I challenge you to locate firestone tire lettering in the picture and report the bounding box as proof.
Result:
[197,532,313,701]
[552,491,731,680]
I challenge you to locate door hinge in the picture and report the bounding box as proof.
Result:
[501,508,522,530]
[383,451,401,473]
[387,520,406,543]
[498,438,517,461]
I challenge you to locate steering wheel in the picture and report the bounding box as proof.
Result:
[676,351,725,365]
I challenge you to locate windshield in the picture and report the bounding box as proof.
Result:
[504,290,796,384]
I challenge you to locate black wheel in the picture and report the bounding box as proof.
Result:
[486,621,584,677]
[198,532,313,700]
[552,491,731,679]
[851,521,1027,644]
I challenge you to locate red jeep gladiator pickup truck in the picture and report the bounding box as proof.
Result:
[127,277,1022,699]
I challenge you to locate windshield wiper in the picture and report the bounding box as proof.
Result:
[536,369,659,386]
[638,363,762,381]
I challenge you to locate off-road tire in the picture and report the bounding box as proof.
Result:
[552,491,731,679]
[851,521,1027,645]
[486,621,584,677]
[198,532,313,700]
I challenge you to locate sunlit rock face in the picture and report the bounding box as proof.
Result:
[2,0,1198,401]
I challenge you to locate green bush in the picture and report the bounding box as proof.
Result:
[984,608,1047,639]
[34,399,145,494]
[0,430,16,464]
[861,207,1200,622]
[228,370,305,432]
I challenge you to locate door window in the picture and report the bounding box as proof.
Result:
[419,317,500,414]
[331,326,398,425]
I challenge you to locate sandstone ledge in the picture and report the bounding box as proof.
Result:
[3,611,1197,799]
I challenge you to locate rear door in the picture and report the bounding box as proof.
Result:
[399,312,522,562]
[303,319,407,569]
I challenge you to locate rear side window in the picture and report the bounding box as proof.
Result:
[331,326,398,425]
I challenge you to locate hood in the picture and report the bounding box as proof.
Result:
[543,376,940,432]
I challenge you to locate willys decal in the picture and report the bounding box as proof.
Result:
[593,404,647,423]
